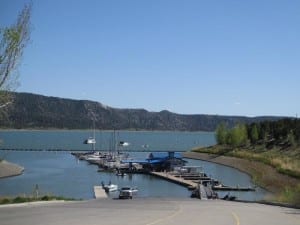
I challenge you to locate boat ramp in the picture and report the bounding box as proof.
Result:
[93,186,108,199]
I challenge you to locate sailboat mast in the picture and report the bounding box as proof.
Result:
[93,120,96,151]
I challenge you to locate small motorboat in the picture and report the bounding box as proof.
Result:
[116,169,127,176]
[116,172,127,176]
[101,182,118,193]
[84,137,96,144]
[222,193,236,201]
[119,141,130,147]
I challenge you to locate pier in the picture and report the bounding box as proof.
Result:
[149,171,255,196]
[150,172,197,189]
[212,185,255,191]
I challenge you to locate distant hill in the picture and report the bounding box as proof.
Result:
[0,92,284,131]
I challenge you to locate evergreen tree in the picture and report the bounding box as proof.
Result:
[250,124,259,144]
[215,123,227,144]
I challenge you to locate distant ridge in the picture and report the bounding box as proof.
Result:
[0,92,284,131]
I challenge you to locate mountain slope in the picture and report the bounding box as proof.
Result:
[0,92,283,131]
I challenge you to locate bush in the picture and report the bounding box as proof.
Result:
[41,195,50,201]
[216,123,248,147]
[13,196,28,203]
[0,195,77,205]
[276,184,300,207]
[0,198,11,204]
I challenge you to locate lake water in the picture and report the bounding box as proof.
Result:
[0,130,267,200]
[0,130,215,151]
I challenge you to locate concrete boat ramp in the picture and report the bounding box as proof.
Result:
[93,186,108,199]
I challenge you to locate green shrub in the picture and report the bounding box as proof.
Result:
[41,195,50,201]
[13,196,28,203]
[0,198,11,204]
[277,185,300,207]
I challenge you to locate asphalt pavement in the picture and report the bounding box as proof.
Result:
[0,198,299,225]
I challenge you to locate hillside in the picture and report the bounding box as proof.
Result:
[0,92,283,131]
[191,118,300,205]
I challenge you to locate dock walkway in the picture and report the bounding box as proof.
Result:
[93,186,108,199]
[150,172,197,189]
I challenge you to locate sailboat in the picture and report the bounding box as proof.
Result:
[84,137,96,144]
[84,121,96,151]
[119,141,130,147]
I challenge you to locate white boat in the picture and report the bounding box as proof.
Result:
[84,121,97,150]
[86,152,104,164]
[102,182,118,193]
[115,168,127,176]
[116,172,127,176]
[118,141,130,147]
[119,187,138,199]
[84,137,96,144]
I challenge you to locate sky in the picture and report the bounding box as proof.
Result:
[1,0,299,117]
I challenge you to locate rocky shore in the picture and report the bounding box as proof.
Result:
[0,160,24,178]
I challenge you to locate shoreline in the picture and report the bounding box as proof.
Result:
[0,128,212,133]
[0,160,24,178]
[182,151,299,195]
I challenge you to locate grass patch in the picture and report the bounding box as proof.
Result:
[193,145,300,179]
[0,195,77,205]
[192,145,300,206]
[275,184,300,207]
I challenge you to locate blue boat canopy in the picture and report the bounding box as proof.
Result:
[148,152,182,160]
[121,152,182,164]
[121,159,149,164]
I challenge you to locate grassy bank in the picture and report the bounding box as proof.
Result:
[0,195,77,205]
[194,145,300,178]
[193,145,300,178]
[186,145,300,207]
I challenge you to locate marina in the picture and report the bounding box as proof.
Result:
[0,130,267,201]
[72,150,256,200]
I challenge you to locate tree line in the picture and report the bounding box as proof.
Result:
[216,118,300,148]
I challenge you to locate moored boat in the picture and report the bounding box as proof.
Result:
[102,182,118,193]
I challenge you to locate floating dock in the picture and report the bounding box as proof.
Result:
[93,186,108,199]
[150,172,197,189]
[212,186,255,191]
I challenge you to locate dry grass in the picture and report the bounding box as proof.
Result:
[0,195,76,204]
[193,145,300,179]
[187,145,300,206]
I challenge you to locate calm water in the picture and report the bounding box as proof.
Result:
[0,130,215,151]
[0,130,267,200]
